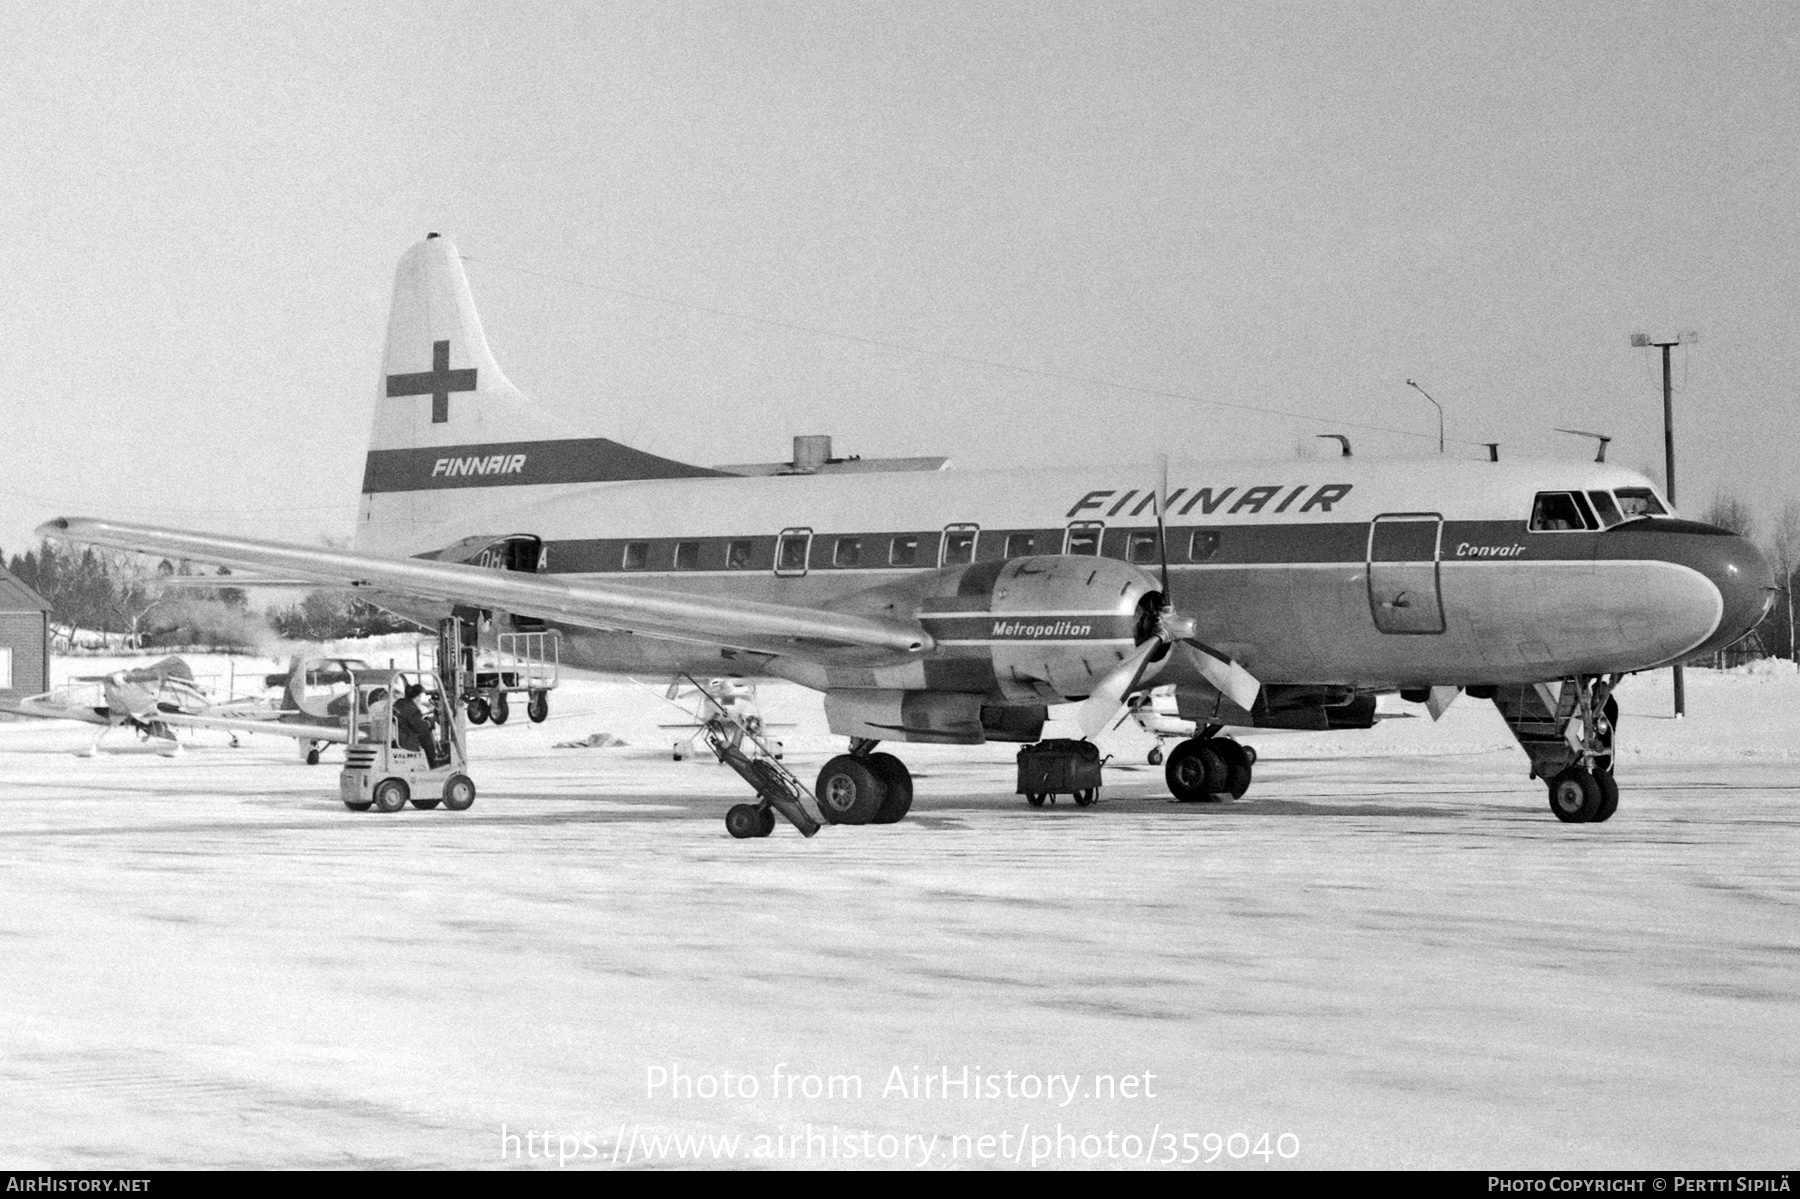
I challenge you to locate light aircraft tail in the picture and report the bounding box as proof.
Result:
[275,656,306,716]
[356,234,724,556]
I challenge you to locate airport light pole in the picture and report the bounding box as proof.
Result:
[1404,379,1445,453]
[1630,330,1698,717]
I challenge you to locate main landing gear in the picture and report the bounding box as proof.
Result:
[1163,727,1254,802]
[814,740,913,826]
[1491,675,1621,825]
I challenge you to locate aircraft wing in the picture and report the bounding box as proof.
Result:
[0,697,110,726]
[40,518,933,659]
[151,711,351,744]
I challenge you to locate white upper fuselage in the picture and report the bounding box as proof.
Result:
[355,452,1768,693]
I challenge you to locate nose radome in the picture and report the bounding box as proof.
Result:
[1693,531,1777,654]
[1602,521,1777,662]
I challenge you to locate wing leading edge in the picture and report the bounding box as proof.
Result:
[38,518,933,660]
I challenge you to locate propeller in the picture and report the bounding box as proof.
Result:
[1076,456,1261,736]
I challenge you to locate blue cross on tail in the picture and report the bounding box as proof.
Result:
[386,339,477,424]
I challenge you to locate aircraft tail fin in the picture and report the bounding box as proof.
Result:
[357,235,726,556]
[275,657,305,715]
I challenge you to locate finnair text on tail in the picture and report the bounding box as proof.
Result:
[431,454,527,478]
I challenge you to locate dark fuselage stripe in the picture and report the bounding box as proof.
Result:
[533,520,1613,575]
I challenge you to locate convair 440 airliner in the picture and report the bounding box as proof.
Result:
[43,235,1775,832]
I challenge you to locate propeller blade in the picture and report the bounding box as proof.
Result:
[1426,685,1460,721]
[1155,453,1171,600]
[1075,639,1164,738]
[1186,641,1262,712]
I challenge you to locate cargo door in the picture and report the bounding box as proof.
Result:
[1367,513,1445,634]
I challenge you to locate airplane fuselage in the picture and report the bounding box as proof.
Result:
[374,454,1772,697]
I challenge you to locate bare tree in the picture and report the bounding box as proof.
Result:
[1702,492,1758,540]
[1769,498,1800,661]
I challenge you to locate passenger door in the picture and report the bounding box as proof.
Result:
[1367,514,1445,634]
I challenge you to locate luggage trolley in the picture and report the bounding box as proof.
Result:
[1016,738,1107,807]
[463,630,560,726]
[340,668,477,813]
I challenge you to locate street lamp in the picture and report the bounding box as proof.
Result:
[1404,379,1445,453]
[1630,330,1699,716]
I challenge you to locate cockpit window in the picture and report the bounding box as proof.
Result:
[1614,488,1668,518]
[1529,491,1592,532]
[1587,490,1624,528]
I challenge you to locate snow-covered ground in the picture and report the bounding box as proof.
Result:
[1,648,1796,1169]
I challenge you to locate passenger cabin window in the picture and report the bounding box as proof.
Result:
[622,541,649,570]
[942,525,978,566]
[726,539,754,569]
[1005,532,1036,557]
[776,530,811,574]
[1189,530,1220,562]
[1615,488,1668,518]
[1587,490,1625,528]
[1065,522,1103,556]
[673,541,700,570]
[889,535,919,566]
[1126,530,1160,564]
[833,537,862,568]
[1529,492,1593,532]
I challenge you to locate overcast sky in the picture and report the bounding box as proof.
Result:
[3,1,1796,560]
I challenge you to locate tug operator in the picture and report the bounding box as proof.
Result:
[393,682,444,768]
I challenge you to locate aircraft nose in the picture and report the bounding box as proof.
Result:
[1676,525,1777,656]
[1602,519,1776,662]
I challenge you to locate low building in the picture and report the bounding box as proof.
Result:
[0,566,52,703]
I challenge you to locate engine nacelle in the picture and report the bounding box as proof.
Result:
[913,555,1161,704]
[822,690,1050,745]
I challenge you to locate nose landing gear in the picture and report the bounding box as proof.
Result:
[1492,675,1622,824]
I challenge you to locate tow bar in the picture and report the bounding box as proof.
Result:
[703,717,821,838]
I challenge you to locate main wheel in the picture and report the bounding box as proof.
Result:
[305,746,321,766]
[466,697,490,724]
[864,752,914,824]
[725,803,763,839]
[527,690,549,723]
[1025,792,1048,807]
[1211,738,1254,798]
[814,755,887,825]
[756,807,777,837]
[490,692,510,725]
[442,774,476,811]
[1147,746,1164,766]
[1072,788,1098,807]
[1165,738,1227,802]
[1591,770,1619,823]
[1548,766,1603,823]
[372,778,409,813]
